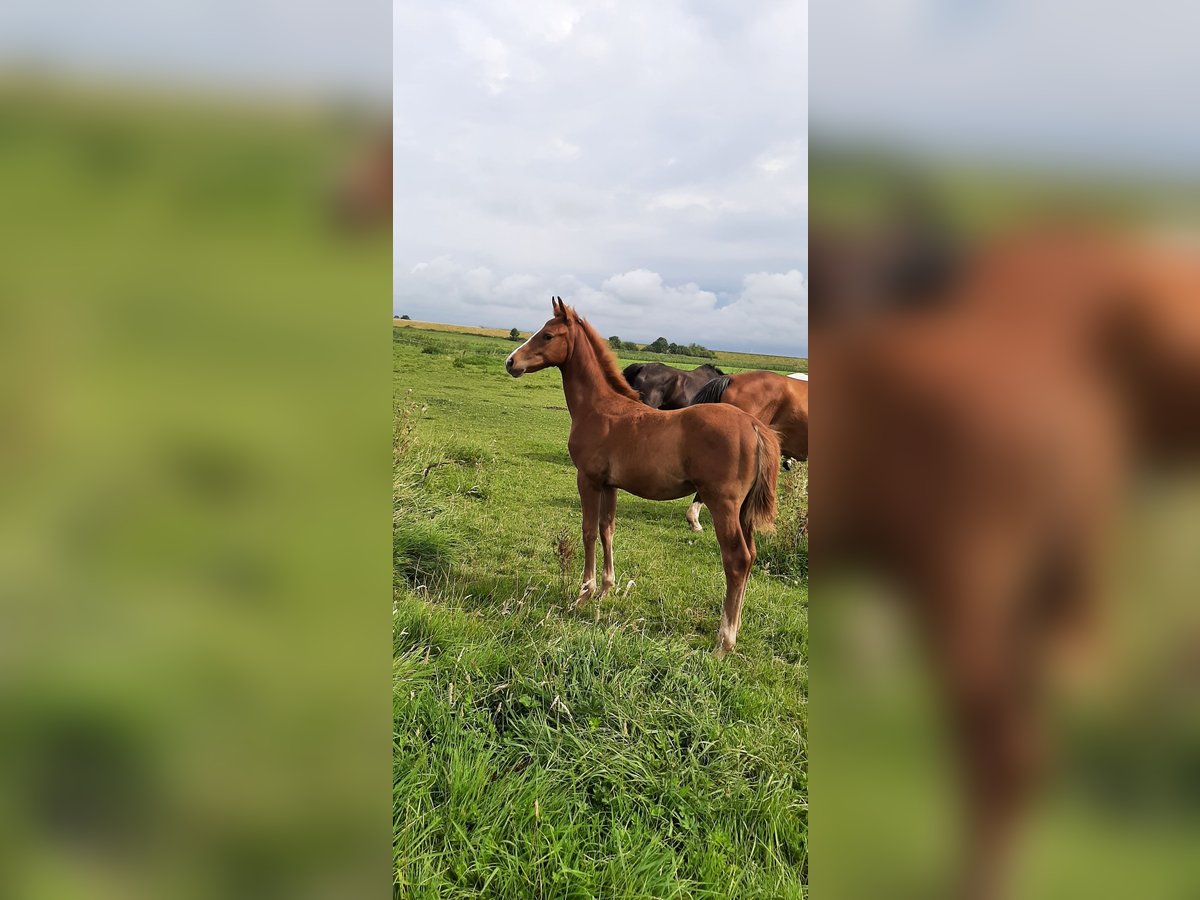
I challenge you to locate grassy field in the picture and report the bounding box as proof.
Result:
[394,324,808,897]
[394,320,807,375]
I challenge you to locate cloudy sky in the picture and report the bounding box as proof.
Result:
[1,1,389,97]
[811,0,1200,174]
[393,0,809,357]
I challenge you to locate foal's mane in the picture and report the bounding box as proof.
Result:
[566,306,640,401]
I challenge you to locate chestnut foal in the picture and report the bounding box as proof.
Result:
[506,297,780,655]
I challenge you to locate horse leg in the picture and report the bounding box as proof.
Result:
[917,549,1045,900]
[741,516,757,596]
[710,500,751,657]
[597,486,617,598]
[685,494,704,532]
[575,473,601,607]
[726,516,757,641]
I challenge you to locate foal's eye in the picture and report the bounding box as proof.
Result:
[541,332,552,341]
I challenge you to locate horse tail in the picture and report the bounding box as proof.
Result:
[690,374,732,406]
[742,423,781,534]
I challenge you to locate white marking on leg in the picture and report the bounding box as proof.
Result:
[576,578,596,607]
[686,501,704,532]
[601,548,615,595]
[715,612,734,658]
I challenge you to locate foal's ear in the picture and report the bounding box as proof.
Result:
[552,295,568,319]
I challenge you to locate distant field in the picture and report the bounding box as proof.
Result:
[394,319,807,375]
[394,324,808,897]
[394,319,524,339]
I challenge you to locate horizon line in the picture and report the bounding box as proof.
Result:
[392,315,807,362]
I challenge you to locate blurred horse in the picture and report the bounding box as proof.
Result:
[329,129,392,231]
[812,215,1200,900]
[621,362,725,409]
[507,298,780,656]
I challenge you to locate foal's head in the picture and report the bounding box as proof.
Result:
[505,297,577,377]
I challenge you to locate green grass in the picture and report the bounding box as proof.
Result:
[394,326,808,897]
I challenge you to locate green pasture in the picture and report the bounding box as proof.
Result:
[394,325,808,898]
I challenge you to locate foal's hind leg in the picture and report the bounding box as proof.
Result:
[738,518,757,636]
[686,494,704,532]
[710,500,752,658]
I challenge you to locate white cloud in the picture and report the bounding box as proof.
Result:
[396,257,807,356]
[394,0,808,353]
[536,136,581,161]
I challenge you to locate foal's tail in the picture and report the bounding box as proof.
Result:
[690,374,732,406]
[742,424,781,534]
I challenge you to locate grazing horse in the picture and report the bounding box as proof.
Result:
[506,297,780,655]
[622,362,726,409]
[683,371,809,531]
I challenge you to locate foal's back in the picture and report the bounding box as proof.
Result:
[571,400,767,503]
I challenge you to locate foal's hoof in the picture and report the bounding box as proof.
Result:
[687,521,703,533]
[574,583,595,608]
[713,641,734,660]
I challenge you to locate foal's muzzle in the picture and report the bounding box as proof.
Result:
[505,355,523,377]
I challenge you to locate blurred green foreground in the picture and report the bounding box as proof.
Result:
[0,79,391,899]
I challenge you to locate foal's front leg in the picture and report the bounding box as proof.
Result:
[598,486,617,597]
[575,472,601,607]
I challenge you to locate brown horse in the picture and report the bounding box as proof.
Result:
[684,370,809,531]
[812,218,1200,900]
[506,297,781,655]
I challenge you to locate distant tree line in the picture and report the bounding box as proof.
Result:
[608,335,715,358]
[503,327,715,357]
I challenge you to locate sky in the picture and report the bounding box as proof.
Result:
[0,1,389,98]
[5,1,1195,358]
[392,0,809,357]
[811,0,1200,175]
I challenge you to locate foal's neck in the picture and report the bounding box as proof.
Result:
[560,332,624,422]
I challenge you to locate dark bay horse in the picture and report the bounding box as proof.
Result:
[506,297,780,655]
[684,370,809,531]
[622,362,725,409]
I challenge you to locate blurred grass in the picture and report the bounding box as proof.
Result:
[0,78,390,899]
[809,143,1200,233]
